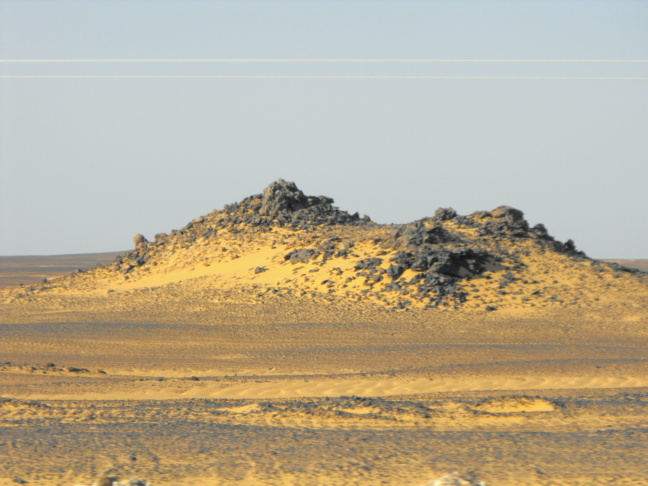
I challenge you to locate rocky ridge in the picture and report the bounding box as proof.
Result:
[5,179,646,312]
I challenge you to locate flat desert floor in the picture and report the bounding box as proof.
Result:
[1,255,647,486]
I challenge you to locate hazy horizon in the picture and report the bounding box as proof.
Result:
[1,0,647,258]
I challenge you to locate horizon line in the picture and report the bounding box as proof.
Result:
[2,75,647,81]
[1,58,648,63]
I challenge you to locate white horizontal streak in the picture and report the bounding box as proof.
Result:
[1,75,648,80]
[1,59,648,63]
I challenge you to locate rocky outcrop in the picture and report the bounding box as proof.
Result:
[26,179,617,312]
[259,179,333,216]
[231,179,367,228]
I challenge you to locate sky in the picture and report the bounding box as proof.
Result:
[1,0,647,259]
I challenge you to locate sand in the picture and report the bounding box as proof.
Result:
[1,295,647,485]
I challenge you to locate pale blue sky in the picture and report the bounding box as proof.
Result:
[1,0,647,258]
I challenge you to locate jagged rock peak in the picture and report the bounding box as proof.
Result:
[229,179,368,227]
[259,179,334,216]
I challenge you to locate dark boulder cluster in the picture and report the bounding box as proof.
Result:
[385,247,491,306]
[396,221,459,247]
[477,205,530,238]
[113,251,150,275]
[390,248,491,278]
[259,179,333,216]
[232,179,370,229]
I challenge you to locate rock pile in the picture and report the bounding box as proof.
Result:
[36,178,640,312]
[236,178,369,228]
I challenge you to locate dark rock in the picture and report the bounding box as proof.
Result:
[391,252,415,269]
[66,367,90,373]
[532,223,548,235]
[133,233,148,248]
[259,179,333,217]
[285,248,320,264]
[202,227,217,238]
[491,206,525,222]
[433,207,457,221]
[402,223,456,247]
[454,215,476,227]
[354,258,383,270]
[482,210,530,236]
[387,265,405,279]
[254,266,268,274]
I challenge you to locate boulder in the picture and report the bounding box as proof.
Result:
[532,223,548,235]
[133,234,148,248]
[284,248,320,264]
[491,206,525,222]
[259,179,333,216]
[433,207,458,221]
[354,258,383,270]
[387,264,405,279]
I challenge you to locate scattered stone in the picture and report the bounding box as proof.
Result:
[66,367,90,373]
[354,258,383,270]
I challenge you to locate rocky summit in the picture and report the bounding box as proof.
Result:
[4,179,646,313]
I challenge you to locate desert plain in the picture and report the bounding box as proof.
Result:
[1,180,647,486]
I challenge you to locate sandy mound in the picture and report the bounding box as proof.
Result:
[2,179,645,320]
